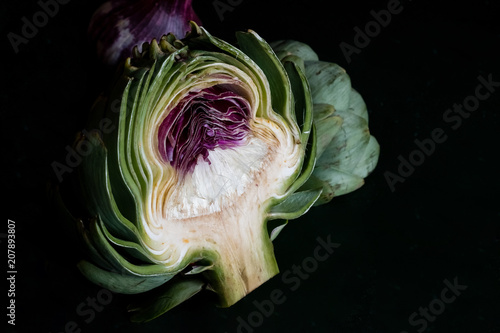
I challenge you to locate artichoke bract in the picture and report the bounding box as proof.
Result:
[271,40,380,204]
[59,22,378,321]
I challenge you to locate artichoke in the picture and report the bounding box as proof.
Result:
[56,22,378,321]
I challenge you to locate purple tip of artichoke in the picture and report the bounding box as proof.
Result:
[158,86,251,174]
[88,0,202,66]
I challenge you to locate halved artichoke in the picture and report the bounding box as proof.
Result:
[57,22,378,322]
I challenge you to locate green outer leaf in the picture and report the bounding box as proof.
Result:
[351,135,380,178]
[304,61,352,113]
[89,218,180,277]
[100,77,138,223]
[282,55,313,147]
[127,67,151,197]
[275,54,316,197]
[77,260,172,294]
[80,221,115,272]
[235,30,297,130]
[301,62,379,204]
[185,264,214,275]
[284,123,318,195]
[270,40,319,62]
[118,68,148,204]
[128,278,205,323]
[79,132,140,243]
[310,167,364,203]
[312,103,343,159]
[267,188,322,220]
[99,218,157,264]
[349,88,369,121]
[316,111,371,172]
[269,220,288,241]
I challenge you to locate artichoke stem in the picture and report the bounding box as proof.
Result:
[204,219,279,308]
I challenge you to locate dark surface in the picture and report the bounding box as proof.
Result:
[3,0,499,332]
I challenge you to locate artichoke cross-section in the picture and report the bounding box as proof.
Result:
[65,22,320,321]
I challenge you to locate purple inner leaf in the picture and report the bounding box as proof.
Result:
[158,86,251,173]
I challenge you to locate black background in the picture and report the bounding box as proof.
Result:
[2,0,499,332]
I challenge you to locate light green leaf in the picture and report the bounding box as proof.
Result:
[77,260,171,294]
[270,40,319,62]
[269,220,288,241]
[304,61,352,112]
[268,188,322,220]
[236,30,294,125]
[351,135,380,178]
[128,278,205,322]
[89,219,180,277]
[79,132,141,243]
[312,103,343,159]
